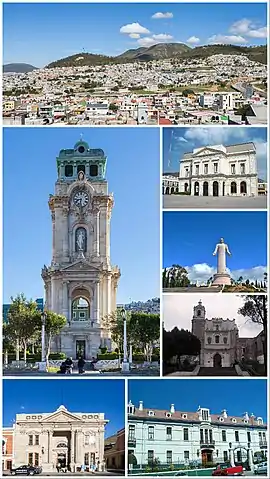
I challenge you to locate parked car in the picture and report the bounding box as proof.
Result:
[212,463,244,476]
[11,465,42,476]
[254,462,268,475]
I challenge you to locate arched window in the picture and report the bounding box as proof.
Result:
[194,182,199,196]
[72,297,90,321]
[240,181,247,194]
[65,165,73,177]
[215,335,220,344]
[57,443,68,448]
[197,310,201,316]
[184,183,189,192]
[207,337,212,344]
[75,227,87,253]
[231,182,237,194]
[216,325,219,331]
[223,337,228,344]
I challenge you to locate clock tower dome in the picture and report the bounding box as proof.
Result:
[41,138,120,359]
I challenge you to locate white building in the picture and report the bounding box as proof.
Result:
[41,139,120,359]
[128,401,267,469]
[192,301,239,368]
[162,175,181,195]
[178,142,258,197]
[12,405,107,473]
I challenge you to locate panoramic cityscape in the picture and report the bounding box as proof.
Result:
[3,3,267,125]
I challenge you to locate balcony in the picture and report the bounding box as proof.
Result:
[128,437,136,447]
[259,441,267,449]
[200,439,215,449]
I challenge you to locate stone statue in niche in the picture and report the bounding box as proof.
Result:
[75,228,87,252]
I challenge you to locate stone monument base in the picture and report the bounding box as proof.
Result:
[212,273,231,285]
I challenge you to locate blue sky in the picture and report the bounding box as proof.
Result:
[163,211,267,283]
[163,127,267,181]
[3,379,125,436]
[3,3,267,66]
[3,127,160,304]
[128,379,267,421]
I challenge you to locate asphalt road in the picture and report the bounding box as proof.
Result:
[163,195,267,209]
[3,473,122,477]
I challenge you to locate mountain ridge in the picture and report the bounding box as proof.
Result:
[3,63,38,73]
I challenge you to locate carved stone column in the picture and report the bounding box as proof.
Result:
[93,209,100,257]
[70,429,75,471]
[62,281,69,320]
[62,207,69,259]
[51,211,56,262]
[93,281,100,323]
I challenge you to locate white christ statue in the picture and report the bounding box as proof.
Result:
[213,237,231,274]
[77,230,85,251]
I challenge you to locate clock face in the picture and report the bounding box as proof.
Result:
[73,191,89,207]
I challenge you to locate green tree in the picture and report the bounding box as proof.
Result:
[5,294,40,363]
[129,312,160,361]
[109,103,118,112]
[182,89,195,97]
[42,311,67,365]
[238,295,267,374]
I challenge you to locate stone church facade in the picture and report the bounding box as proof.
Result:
[8,405,107,473]
[41,139,120,359]
[178,142,258,197]
[191,300,263,368]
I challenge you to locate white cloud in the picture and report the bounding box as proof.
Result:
[247,27,268,38]
[184,263,266,285]
[152,12,173,19]
[208,34,247,45]
[137,34,173,47]
[120,23,150,35]
[129,33,140,39]
[184,127,249,146]
[20,406,25,410]
[186,36,200,44]
[229,18,268,38]
[163,294,264,338]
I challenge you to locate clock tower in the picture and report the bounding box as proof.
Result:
[41,139,121,359]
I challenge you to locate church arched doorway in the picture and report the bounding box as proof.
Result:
[203,181,208,196]
[165,186,170,195]
[213,353,222,368]
[184,182,189,193]
[213,181,219,197]
[231,182,237,194]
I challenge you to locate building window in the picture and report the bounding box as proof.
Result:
[200,429,204,442]
[247,432,251,442]
[204,164,208,174]
[202,410,209,421]
[209,430,213,443]
[184,451,189,460]
[185,168,189,177]
[85,434,90,445]
[148,450,154,465]
[35,435,39,446]
[231,164,236,174]
[65,165,73,177]
[166,427,172,440]
[224,451,228,462]
[34,453,39,467]
[215,325,219,331]
[129,425,135,439]
[166,451,172,464]
[237,451,242,462]
[148,426,154,440]
[262,432,266,440]
[207,337,212,344]
[224,337,228,344]
[222,430,226,442]
[77,165,85,175]
[90,164,98,177]
[195,165,199,175]
[29,435,33,446]
[240,163,245,174]
[205,429,208,443]
[84,453,89,466]
[28,453,33,465]
[215,336,220,344]
[183,428,189,441]
[214,163,218,173]
[235,431,239,442]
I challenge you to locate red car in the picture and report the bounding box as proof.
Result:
[212,463,244,476]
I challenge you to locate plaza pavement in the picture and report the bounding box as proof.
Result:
[163,195,267,209]
[163,286,222,293]
[3,368,159,377]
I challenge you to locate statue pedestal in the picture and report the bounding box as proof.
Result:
[212,273,231,285]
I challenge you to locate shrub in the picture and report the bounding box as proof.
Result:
[151,354,160,362]
[97,352,119,360]
[132,353,145,362]
[99,347,107,354]
[49,352,66,360]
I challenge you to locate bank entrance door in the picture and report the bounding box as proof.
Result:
[76,340,86,359]
[57,453,67,468]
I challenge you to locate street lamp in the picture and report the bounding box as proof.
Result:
[40,311,47,368]
[121,308,129,372]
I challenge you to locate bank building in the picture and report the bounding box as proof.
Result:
[41,139,120,359]
[3,405,107,473]
[127,401,267,469]
[163,142,258,197]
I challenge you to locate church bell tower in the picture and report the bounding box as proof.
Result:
[192,300,206,343]
[41,138,121,359]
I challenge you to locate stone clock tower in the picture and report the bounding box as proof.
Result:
[41,139,120,359]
